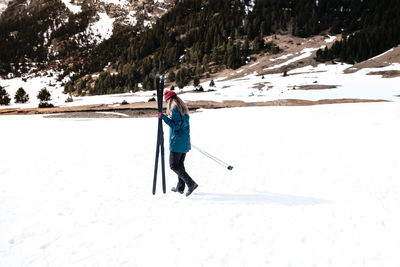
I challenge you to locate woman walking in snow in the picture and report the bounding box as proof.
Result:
[158,90,198,197]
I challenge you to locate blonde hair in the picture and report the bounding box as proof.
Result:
[166,95,189,117]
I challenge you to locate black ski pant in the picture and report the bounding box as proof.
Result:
[169,152,195,190]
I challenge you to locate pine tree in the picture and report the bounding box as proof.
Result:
[193,76,200,87]
[65,94,73,103]
[242,39,250,55]
[211,47,218,63]
[37,88,53,108]
[0,86,11,105]
[176,68,190,88]
[253,36,265,52]
[209,79,215,87]
[14,87,29,103]
[202,54,209,69]
[168,70,176,82]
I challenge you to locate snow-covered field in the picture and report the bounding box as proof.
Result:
[1,101,400,266]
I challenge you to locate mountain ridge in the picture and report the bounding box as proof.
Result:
[1,0,400,102]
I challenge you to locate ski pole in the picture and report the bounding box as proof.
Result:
[192,145,233,170]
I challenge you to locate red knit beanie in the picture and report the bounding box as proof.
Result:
[164,90,177,101]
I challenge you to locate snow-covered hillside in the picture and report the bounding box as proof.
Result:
[0,0,176,63]
[59,0,175,28]
[1,102,400,266]
[2,32,400,110]
[59,0,175,45]
[1,60,400,110]
[0,0,10,14]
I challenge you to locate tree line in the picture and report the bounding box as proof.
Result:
[316,0,400,63]
[1,0,399,96]
[76,0,400,95]
[0,85,59,107]
[72,0,281,95]
[0,0,96,76]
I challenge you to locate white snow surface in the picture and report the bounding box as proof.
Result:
[270,53,293,62]
[0,70,67,108]
[60,0,82,14]
[0,0,12,14]
[0,1,8,14]
[244,0,255,14]
[101,0,130,6]
[126,10,138,26]
[325,35,337,43]
[61,0,130,13]
[75,12,115,45]
[265,48,319,70]
[1,102,400,266]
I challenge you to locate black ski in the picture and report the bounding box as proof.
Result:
[153,72,166,195]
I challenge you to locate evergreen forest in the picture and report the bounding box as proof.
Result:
[1,0,400,96]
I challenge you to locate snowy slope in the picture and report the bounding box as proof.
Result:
[0,69,67,109]
[60,0,81,14]
[1,102,400,266]
[0,0,10,14]
[74,12,116,45]
[1,61,400,109]
[1,34,400,109]
[0,1,7,14]
[59,0,173,28]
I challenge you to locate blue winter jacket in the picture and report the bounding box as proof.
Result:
[161,106,191,153]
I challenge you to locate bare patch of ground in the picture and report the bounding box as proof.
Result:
[367,70,400,78]
[287,70,327,76]
[45,112,130,119]
[249,99,387,106]
[184,34,342,86]
[0,102,158,116]
[0,98,387,118]
[199,34,397,85]
[344,46,400,74]
[252,82,270,90]
[296,85,338,90]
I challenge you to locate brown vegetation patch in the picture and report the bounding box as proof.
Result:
[45,112,129,119]
[0,98,388,118]
[367,70,400,78]
[260,57,318,76]
[244,99,387,106]
[0,102,158,116]
[344,46,400,73]
[297,84,338,90]
[253,82,270,90]
[194,34,341,84]
[287,70,327,76]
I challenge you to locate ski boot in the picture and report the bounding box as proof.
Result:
[171,187,184,194]
[186,183,198,197]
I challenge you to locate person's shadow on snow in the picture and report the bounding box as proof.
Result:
[192,192,332,206]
